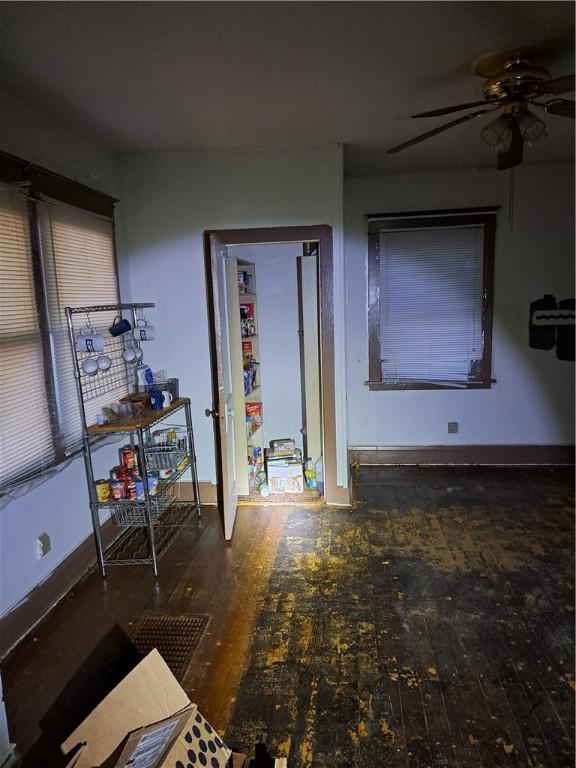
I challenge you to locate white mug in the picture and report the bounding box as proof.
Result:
[161,390,174,408]
[122,346,138,364]
[133,319,155,342]
[97,355,112,371]
[82,357,99,376]
[76,326,104,353]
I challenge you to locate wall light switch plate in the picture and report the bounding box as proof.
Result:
[448,422,459,434]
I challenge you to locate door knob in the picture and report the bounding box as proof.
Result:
[205,408,219,418]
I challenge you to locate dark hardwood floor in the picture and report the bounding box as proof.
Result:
[1,468,574,767]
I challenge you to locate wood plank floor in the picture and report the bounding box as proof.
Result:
[1,468,574,767]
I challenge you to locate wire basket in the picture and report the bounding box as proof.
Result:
[144,442,188,471]
[111,500,193,528]
[110,499,164,527]
[109,475,183,526]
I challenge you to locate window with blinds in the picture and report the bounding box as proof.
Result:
[0,182,119,491]
[0,186,54,486]
[368,212,495,390]
[39,200,120,453]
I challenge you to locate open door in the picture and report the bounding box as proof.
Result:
[205,234,239,539]
[205,225,349,513]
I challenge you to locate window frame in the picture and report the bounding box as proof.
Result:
[367,208,496,391]
[0,151,119,491]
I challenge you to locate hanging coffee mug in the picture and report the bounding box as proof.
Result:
[133,319,155,341]
[109,315,132,337]
[149,389,164,411]
[76,326,104,353]
[81,357,99,376]
[122,346,138,364]
[97,355,112,371]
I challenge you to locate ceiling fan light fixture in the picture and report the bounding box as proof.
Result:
[517,109,548,146]
[481,113,513,149]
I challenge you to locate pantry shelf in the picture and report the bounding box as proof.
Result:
[237,259,264,489]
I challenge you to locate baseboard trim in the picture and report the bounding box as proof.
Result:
[326,484,351,506]
[349,445,575,466]
[0,518,121,661]
[0,483,218,660]
[180,481,218,505]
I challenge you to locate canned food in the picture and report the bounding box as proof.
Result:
[95,479,110,503]
[133,476,145,501]
[110,465,129,482]
[254,471,267,486]
[111,480,126,500]
[119,445,138,471]
[125,477,137,501]
[167,429,178,446]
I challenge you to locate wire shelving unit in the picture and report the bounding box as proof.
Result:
[65,302,201,578]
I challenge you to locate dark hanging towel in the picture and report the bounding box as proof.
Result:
[556,297,575,362]
[529,294,557,350]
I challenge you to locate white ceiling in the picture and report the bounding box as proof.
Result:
[0,1,574,175]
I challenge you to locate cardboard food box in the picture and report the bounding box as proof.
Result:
[267,462,304,494]
[61,649,246,768]
[269,438,295,453]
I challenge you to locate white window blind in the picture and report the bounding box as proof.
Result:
[0,186,54,487]
[39,200,119,452]
[379,225,484,384]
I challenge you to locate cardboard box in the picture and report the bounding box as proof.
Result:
[267,462,304,494]
[269,438,295,452]
[61,649,245,768]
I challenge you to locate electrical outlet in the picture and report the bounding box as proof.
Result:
[36,533,51,559]
[448,421,459,434]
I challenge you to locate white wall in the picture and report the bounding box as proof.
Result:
[0,90,124,620]
[345,163,575,448]
[119,147,346,484]
[233,243,304,451]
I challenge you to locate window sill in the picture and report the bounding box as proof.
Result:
[0,434,118,502]
[366,381,493,391]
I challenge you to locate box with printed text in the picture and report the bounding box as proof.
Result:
[60,649,246,768]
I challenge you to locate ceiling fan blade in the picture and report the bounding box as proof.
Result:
[544,99,575,119]
[387,108,497,154]
[412,100,492,118]
[497,118,524,170]
[532,74,575,96]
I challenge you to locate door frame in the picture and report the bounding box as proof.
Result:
[204,224,347,512]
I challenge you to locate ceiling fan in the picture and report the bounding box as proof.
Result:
[387,47,575,169]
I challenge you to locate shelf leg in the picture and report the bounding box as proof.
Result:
[66,307,107,578]
[137,427,159,578]
[184,399,202,523]
[83,433,106,578]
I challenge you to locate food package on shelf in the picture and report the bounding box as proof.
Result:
[269,438,295,453]
[245,402,263,439]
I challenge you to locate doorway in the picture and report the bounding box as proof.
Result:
[204,225,339,539]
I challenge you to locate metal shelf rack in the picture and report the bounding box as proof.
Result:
[65,302,201,578]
